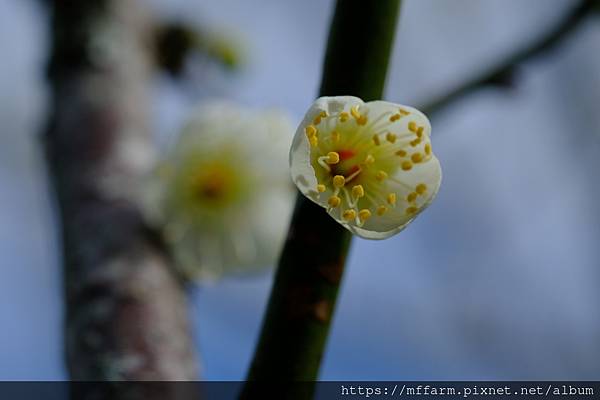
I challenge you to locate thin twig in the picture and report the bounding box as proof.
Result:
[421,0,596,116]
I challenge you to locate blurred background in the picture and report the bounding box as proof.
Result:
[1,0,599,380]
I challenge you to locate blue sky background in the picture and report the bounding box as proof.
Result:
[1,0,600,380]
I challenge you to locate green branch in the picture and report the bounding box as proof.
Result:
[420,0,596,116]
[241,0,401,398]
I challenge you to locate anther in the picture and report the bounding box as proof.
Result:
[410,138,421,147]
[331,130,340,143]
[328,196,341,208]
[406,206,418,215]
[411,153,423,163]
[416,183,427,194]
[408,121,417,132]
[364,154,375,165]
[342,209,357,221]
[333,175,346,188]
[376,170,388,182]
[416,126,424,137]
[352,185,365,198]
[309,136,319,147]
[399,109,410,116]
[313,111,328,125]
[407,192,417,203]
[373,135,381,146]
[326,152,340,164]
[317,184,326,193]
[387,193,397,206]
[386,132,397,143]
[396,150,407,157]
[358,209,372,222]
[377,206,388,216]
[305,125,317,137]
[350,106,367,125]
[339,112,349,122]
[424,143,431,155]
[401,161,413,171]
[389,114,401,122]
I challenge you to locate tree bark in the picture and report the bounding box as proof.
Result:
[44,0,198,382]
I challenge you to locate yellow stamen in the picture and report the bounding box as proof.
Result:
[326,151,340,164]
[386,132,397,143]
[389,113,401,122]
[416,126,424,137]
[424,143,432,155]
[352,185,365,198]
[350,106,367,125]
[408,121,417,132]
[399,108,410,116]
[372,134,380,146]
[401,161,413,171]
[376,170,388,182]
[342,209,357,221]
[309,136,319,147]
[387,193,397,205]
[364,154,375,165]
[331,130,340,143]
[305,125,317,138]
[313,111,327,125]
[407,192,417,203]
[377,205,388,216]
[406,206,418,215]
[358,209,372,222]
[333,175,346,188]
[339,112,349,122]
[416,183,427,194]
[396,149,407,157]
[317,184,326,193]
[328,196,341,208]
[411,153,423,163]
[410,138,421,147]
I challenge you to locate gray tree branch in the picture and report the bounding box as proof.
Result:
[43,0,198,384]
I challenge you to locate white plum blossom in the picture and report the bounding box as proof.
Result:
[144,101,294,280]
[290,96,442,239]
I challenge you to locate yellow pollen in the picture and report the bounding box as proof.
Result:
[326,152,340,164]
[386,132,397,143]
[410,138,421,147]
[342,209,357,221]
[305,125,317,138]
[364,154,375,165]
[411,153,423,163]
[389,113,401,122]
[328,196,341,208]
[396,149,407,157]
[387,193,397,205]
[339,112,349,122]
[375,170,388,182]
[333,175,346,188]
[313,111,328,125]
[317,184,326,193]
[350,106,367,125]
[376,205,388,216]
[408,121,417,132]
[407,192,417,203]
[416,126,424,137]
[358,209,372,221]
[399,108,410,115]
[406,206,418,215]
[401,161,413,171]
[372,134,381,146]
[309,136,319,147]
[352,185,365,198]
[416,183,427,194]
[424,143,432,155]
[331,130,340,143]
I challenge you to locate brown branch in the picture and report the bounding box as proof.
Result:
[43,0,198,386]
[420,0,597,116]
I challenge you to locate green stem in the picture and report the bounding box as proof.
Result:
[420,0,595,117]
[241,0,401,397]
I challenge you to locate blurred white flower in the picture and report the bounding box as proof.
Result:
[290,96,441,240]
[144,101,294,280]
